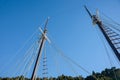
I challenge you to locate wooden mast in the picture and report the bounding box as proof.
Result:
[31,18,49,80]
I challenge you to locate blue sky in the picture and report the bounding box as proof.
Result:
[0,0,120,78]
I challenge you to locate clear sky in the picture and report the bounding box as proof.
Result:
[0,0,120,78]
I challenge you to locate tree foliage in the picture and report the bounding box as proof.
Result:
[1,67,120,80]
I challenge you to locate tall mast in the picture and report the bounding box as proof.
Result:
[84,6,120,62]
[84,6,92,18]
[31,18,49,80]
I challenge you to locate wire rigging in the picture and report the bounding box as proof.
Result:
[49,38,91,75]
[0,29,38,76]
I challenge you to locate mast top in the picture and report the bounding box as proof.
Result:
[84,5,92,18]
[84,5,101,25]
[39,17,51,43]
[44,17,50,31]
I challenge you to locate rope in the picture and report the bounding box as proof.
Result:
[103,21,120,33]
[0,29,38,76]
[14,41,37,76]
[47,33,99,79]
[100,11,120,27]
[49,41,100,80]
[52,45,79,76]
[23,41,39,77]
[50,41,91,75]
[49,45,61,77]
